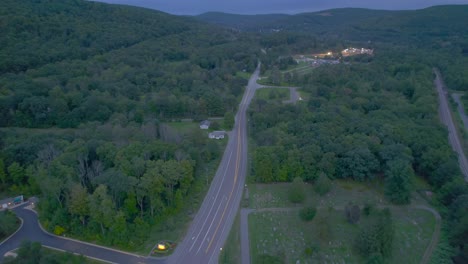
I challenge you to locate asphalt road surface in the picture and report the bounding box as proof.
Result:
[434,68,468,182]
[169,64,262,264]
[0,204,153,264]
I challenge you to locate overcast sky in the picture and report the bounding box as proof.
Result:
[93,0,468,15]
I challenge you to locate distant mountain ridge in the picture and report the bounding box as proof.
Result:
[195,5,468,42]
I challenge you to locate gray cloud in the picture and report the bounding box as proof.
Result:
[94,0,468,15]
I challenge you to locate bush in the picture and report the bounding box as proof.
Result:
[363,203,373,216]
[299,207,317,222]
[288,177,305,203]
[314,172,332,196]
[53,225,65,236]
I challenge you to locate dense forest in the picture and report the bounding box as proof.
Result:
[0,0,260,249]
[0,0,260,128]
[0,0,467,262]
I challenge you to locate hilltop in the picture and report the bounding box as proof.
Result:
[196,5,468,44]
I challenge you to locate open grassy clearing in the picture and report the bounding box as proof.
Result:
[392,208,436,263]
[165,121,199,134]
[249,180,391,209]
[249,206,435,264]
[236,71,252,80]
[243,180,437,263]
[255,88,290,102]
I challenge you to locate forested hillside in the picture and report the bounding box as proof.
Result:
[0,0,260,250]
[0,0,260,128]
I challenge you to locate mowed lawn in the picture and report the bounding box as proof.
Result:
[247,181,437,264]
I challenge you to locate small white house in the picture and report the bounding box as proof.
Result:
[209,131,225,139]
[200,120,211,129]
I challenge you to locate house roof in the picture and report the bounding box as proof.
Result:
[209,131,225,136]
[200,120,211,126]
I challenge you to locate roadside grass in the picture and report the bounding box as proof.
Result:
[243,180,438,263]
[255,88,289,102]
[219,211,241,264]
[0,211,21,242]
[236,71,251,80]
[7,246,105,264]
[447,93,468,156]
[41,247,107,264]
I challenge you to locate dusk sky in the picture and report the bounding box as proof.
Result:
[94,0,468,15]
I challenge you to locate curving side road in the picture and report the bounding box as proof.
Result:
[434,68,468,182]
[0,204,154,264]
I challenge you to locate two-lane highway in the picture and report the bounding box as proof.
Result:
[170,64,262,264]
[434,68,468,182]
[0,65,263,264]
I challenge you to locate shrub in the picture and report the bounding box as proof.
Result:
[363,203,373,216]
[314,172,332,196]
[299,207,317,222]
[54,225,65,236]
[288,177,305,203]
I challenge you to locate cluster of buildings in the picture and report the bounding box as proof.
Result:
[199,120,225,139]
[341,47,373,57]
[294,55,340,67]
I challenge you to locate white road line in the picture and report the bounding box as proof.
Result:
[189,151,233,252]
[196,196,226,254]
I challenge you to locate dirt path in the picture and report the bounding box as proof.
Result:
[240,205,441,264]
[416,205,442,264]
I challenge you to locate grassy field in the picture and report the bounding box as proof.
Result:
[236,71,252,80]
[165,121,199,134]
[249,206,435,264]
[241,180,437,264]
[219,212,241,264]
[255,88,290,102]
